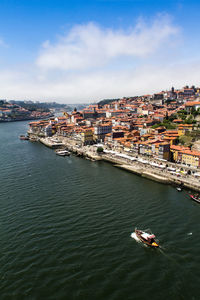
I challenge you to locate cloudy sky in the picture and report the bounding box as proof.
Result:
[0,0,200,103]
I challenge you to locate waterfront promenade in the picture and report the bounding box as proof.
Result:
[38,136,200,192]
[102,152,200,191]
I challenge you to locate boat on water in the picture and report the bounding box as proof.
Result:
[176,187,182,192]
[19,135,29,140]
[55,149,70,156]
[189,194,200,204]
[135,229,159,247]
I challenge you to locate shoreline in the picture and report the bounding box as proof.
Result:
[115,164,169,183]
[0,115,54,123]
[102,154,200,192]
[35,136,200,193]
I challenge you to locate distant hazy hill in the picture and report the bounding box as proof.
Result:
[9,100,70,112]
[97,98,120,106]
[66,103,88,111]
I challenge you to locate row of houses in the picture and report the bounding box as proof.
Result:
[28,85,200,168]
[28,113,200,168]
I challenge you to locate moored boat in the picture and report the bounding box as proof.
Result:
[55,149,70,156]
[135,228,159,247]
[19,135,29,140]
[189,194,200,204]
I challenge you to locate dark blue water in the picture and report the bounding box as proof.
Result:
[0,121,200,300]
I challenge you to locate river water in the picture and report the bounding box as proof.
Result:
[0,121,200,300]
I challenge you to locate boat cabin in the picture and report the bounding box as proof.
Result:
[141,233,155,243]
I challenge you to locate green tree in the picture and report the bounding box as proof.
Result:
[97,146,104,153]
[191,107,197,117]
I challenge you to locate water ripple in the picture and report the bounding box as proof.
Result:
[0,122,200,300]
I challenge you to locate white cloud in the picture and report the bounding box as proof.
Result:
[1,15,199,103]
[36,16,179,71]
[1,60,200,103]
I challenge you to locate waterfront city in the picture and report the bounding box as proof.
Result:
[1,0,200,299]
[27,85,200,192]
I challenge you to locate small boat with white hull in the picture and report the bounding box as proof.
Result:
[55,149,70,156]
[176,183,183,191]
[135,228,159,248]
[189,194,200,204]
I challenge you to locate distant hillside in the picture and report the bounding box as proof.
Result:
[67,103,88,111]
[9,100,70,112]
[97,98,120,106]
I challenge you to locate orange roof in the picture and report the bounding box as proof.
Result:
[178,124,193,127]
[173,119,182,123]
[185,101,200,106]
[181,150,200,157]
[170,145,190,151]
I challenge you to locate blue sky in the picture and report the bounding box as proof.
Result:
[0,0,200,102]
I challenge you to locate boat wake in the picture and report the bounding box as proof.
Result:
[131,231,179,263]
